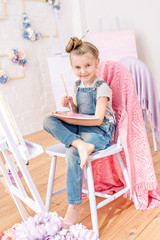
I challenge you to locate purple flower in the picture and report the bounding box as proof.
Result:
[12,58,19,64]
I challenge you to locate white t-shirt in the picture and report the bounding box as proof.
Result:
[73,77,116,124]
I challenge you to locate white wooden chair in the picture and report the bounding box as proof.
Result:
[45,111,139,237]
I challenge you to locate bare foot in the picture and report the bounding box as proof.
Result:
[72,139,95,169]
[63,204,82,229]
[78,142,95,169]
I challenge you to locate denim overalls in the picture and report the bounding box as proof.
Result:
[43,79,115,205]
[76,79,115,137]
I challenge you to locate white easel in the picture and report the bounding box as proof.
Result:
[0,4,66,220]
[49,8,65,56]
[0,93,45,220]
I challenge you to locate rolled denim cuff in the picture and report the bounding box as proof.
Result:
[67,199,82,205]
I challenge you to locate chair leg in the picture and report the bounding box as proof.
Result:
[131,191,139,210]
[116,152,139,209]
[116,152,130,188]
[142,109,148,132]
[45,155,57,212]
[142,109,157,152]
[86,161,99,237]
[151,127,157,152]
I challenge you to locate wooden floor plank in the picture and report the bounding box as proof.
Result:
[99,204,160,240]
[135,212,160,240]
[0,129,160,240]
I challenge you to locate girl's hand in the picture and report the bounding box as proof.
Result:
[53,111,68,115]
[61,96,73,110]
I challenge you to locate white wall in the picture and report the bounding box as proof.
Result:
[0,0,159,136]
[0,0,73,136]
[78,0,160,97]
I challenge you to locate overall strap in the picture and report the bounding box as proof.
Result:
[93,79,109,91]
[75,79,81,91]
[75,79,110,92]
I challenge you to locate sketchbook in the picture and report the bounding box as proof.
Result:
[53,112,99,120]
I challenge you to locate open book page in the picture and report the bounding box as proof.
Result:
[52,111,99,126]
[53,111,99,120]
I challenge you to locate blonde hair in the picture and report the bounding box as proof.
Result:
[65,37,99,59]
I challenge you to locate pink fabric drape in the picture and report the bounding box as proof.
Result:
[91,61,160,210]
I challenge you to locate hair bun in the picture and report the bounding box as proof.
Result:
[65,37,82,53]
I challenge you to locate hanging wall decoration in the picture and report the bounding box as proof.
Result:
[8,49,27,69]
[0,0,6,20]
[0,52,25,84]
[46,0,60,10]
[22,12,42,41]
[21,0,59,41]
[0,68,8,84]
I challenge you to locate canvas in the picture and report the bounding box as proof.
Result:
[48,55,76,111]
[86,30,137,61]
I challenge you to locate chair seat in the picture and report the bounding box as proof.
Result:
[46,142,123,161]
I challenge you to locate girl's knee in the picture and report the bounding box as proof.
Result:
[43,115,57,131]
[43,115,51,130]
[80,132,96,145]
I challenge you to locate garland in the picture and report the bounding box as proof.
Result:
[0,49,27,84]
[22,12,41,41]
[22,1,60,41]
[8,49,27,68]
[46,0,60,10]
[0,69,8,84]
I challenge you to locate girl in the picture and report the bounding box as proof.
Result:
[43,37,115,228]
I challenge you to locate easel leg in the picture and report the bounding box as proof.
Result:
[0,176,29,220]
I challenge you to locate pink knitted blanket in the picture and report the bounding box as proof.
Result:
[92,61,160,210]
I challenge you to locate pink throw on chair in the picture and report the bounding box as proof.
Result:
[92,61,160,210]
